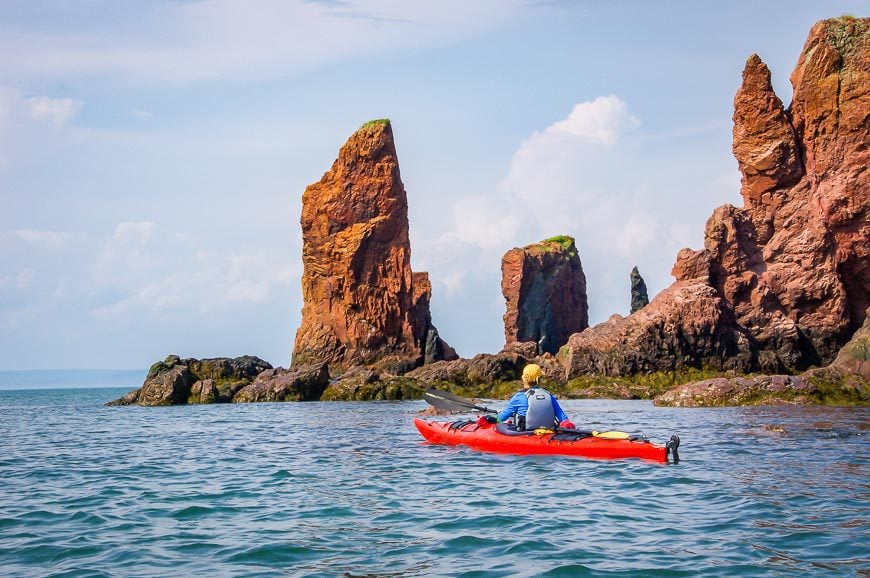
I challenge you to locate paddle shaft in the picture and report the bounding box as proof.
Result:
[423,389,497,414]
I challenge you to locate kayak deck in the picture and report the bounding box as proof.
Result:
[414,418,678,462]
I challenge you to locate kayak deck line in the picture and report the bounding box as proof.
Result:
[414,418,680,463]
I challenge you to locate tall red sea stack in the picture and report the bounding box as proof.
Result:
[292,120,456,373]
[563,17,870,378]
[501,236,588,355]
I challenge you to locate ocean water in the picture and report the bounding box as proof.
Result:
[0,387,868,577]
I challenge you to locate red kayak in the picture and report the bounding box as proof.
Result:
[414,418,679,462]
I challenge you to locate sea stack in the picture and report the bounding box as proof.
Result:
[292,120,456,374]
[561,17,870,378]
[630,266,649,314]
[501,235,588,355]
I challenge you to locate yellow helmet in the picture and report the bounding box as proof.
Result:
[522,364,543,385]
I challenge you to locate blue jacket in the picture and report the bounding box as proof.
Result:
[498,387,568,423]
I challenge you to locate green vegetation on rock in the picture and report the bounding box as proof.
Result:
[359,118,391,130]
[411,368,732,404]
[805,373,870,406]
[564,368,727,399]
[148,355,181,378]
[541,235,575,251]
[825,15,868,56]
[843,334,870,362]
[321,376,423,401]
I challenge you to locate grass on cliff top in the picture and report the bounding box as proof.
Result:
[359,118,391,130]
[543,235,575,249]
[531,235,577,256]
[825,15,869,55]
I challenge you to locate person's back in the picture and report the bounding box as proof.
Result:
[525,387,556,430]
[496,364,572,430]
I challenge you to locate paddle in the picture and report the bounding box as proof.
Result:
[423,388,640,440]
[423,388,497,414]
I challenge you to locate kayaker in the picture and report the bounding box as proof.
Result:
[497,364,573,431]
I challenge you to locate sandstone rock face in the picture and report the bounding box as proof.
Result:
[233,364,329,403]
[292,120,456,374]
[630,266,649,314]
[562,281,744,376]
[654,308,870,407]
[563,18,869,378]
[824,306,870,380]
[106,355,273,406]
[502,236,588,355]
[799,304,870,397]
[107,364,192,407]
[653,374,818,407]
[406,352,526,389]
[732,54,803,203]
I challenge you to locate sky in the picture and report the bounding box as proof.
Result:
[1,0,867,370]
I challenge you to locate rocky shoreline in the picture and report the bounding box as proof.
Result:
[109,17,869,408]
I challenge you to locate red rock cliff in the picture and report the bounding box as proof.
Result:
[292,120,456,373]
[502,236,588,355]
[563,17,869,378]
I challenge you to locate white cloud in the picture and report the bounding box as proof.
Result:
[0,87,83,169]
[442,194,520,250]
[547,95,640,144]
[614,214,660,257]
[0,268,34,290]
[11,229,75,250]
[0,0,524,86]
[416,95,736,334]
[26,96,82,127]
[15,268,34,289]
[94,221,157,285]
[90,221,298,318]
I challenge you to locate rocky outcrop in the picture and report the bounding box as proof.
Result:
[107,355,273,406]
[630,266,649,314]
[818,306,870,381]
[411,272,459,365]
[561,281,745,376]
[292,119,456,374]
[562,17,870,379]
[502,236,588,355]
[654,306,870,406]
[731,54,803,202]
[320,368,424,401]
[653,374,818,407]
[233,364,329,403]
[402,346,566,398]
[406,352,525,389]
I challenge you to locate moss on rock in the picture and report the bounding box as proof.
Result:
[321,375,424,401]
[359,118,391,130]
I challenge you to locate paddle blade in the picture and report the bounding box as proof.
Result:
[423,389,463,412]
[423,388,496,414]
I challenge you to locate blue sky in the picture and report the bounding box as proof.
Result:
[1,0,866,370]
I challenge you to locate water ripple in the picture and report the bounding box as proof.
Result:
[1,390,868,576]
